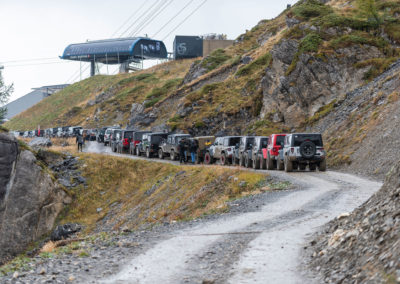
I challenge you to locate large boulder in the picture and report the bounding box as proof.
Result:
[0,134,66,264]
[28,137,52,149]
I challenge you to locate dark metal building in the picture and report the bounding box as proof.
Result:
[61,37,168,76]
[173,36,203,59]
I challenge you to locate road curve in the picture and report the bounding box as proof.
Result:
[84,142,382,284]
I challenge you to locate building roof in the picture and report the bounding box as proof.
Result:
[60,37,167,64]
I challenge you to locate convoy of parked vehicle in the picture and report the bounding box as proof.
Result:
[12,125,327,172]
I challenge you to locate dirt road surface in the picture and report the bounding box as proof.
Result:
[83,142,381,284]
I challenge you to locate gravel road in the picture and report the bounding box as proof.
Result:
[80,142,382,284]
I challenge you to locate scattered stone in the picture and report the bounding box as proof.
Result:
[97,208,103,213]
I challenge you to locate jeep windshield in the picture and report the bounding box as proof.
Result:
[276,135,285,146]
[150,135,167,144]
[124,131,134,139]
[293,134,323,147]
[228,137,241,146]
[134,132,151,140]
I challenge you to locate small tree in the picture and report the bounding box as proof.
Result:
[356,0,381,25]
[0,70,13,121]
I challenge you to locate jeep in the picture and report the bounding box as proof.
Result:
[137,132,169,158]
[129,131,152,155]
[158,134,191,160]
[96,127,109,143]
[262,134,286,170]
[116,130,135,153]
[204,136,241,165]
[282,133,326,172]
[248,136,269,169]
[104,127,120,146]
[192,136,216,164]
[232,136,255,167]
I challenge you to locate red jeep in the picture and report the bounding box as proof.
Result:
[262,134,286,170]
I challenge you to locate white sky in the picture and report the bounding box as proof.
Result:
[0,0,298,103]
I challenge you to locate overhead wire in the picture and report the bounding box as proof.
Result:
[130,0,174,37]
[162,0,208,41]
[127,0,165,37]
[118,0,161,38]
[3,61,74,68]
[132,0,175,38]
[110,0,147,38]
[152,0,195,39]
[0,57,59,64]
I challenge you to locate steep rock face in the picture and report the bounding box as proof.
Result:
[0,133,19,201]
[0,134,66,264]
[260,39,381,126]
[313,59,400,178]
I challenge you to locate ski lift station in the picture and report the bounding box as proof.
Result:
[60,37,168,76]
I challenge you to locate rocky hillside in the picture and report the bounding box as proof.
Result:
[5,0,400,175]
[306,161,400,283]
[0,133,70,265]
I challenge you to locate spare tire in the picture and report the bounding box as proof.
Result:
[299,141,316,158]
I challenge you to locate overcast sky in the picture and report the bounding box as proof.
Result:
[0,0,298,103]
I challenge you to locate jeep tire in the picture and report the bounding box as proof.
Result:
[253,157,260,169]
[170,150,176,161]
[146,148,151,158]
[245,155,252,168]
[158,149,164,159]
[261,157,267,169]
[266,153,274,170]
[299,163,306,171]
[239,155,245,167]
[284,156,293,172]
[221,153,228,165]
[319,159,327,171]
[277,158,284,171]
[300,141,316,159]
[204,152,212,165]
[309,163,317,171]
[132,147,137,155]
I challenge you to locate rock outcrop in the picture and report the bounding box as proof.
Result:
[0,134,67,264]
[260,40,381,126]
[307,161,400,283]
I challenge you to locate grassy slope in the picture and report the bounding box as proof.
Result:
[61,153,285,232]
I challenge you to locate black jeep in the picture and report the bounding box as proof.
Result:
[137,132,169,158]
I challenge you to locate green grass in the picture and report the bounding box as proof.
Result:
[286,32,322,75]
[201,49,232,72]
[0,125,8,133]
[329,33,388,49]
[236,53,272,77]
[354,57,399,81]
[306,99,337,124]
[292,0,333,20]
[144,78,182,108]
[0,255,32,276]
